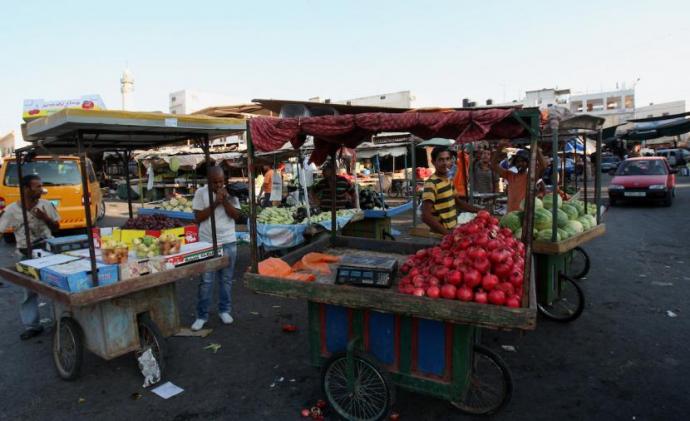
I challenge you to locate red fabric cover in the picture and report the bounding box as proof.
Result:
[249,109,525,165]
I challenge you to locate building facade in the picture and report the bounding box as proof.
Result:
[569,89,635,127]
[335,90,414,108]
[169,90,238,115]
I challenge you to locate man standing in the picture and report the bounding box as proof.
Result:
[422,147,479,235]
[191,167,241,331]
[0,174,59,340]
[491,140,547,212]
[257,165,274,207]
[313,160,355,211]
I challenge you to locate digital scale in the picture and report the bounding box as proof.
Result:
[335,255,398,288]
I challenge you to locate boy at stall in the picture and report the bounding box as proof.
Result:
[491,140,547,212]
[0,174,59,340]
[313,160,355,211]
[422,147,479,235]
[191,166,241,331]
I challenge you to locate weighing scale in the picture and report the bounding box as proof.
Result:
[335,255,398,288]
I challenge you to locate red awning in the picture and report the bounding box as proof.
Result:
[249,109,526,164]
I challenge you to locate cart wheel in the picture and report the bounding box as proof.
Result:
[321,352,394,421]
[96,199,106,221]
[52,317,84,381]
[451,345,513,415]
[567,247,590,280]
[136,314,166,376]
[538,273,585,323]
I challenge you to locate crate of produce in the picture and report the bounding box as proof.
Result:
[16,254,81,280]
[40,260,119,292]
[65,248,152,281]
[149,241,222,271]
[45,235,91,253]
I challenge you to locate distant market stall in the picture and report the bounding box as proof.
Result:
[3,109,244,382]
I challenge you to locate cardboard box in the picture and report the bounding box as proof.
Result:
[148,241,222,271]
[45,235,90,253]
[40,259,119,292]
[102,225,199,247]
[16,254,81,280]
[64,248,152,281]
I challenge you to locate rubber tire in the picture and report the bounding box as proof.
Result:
[451,345,513,416]
[321,352,395,421]
[52,317,84,381]
[568,247,591,280]
[538,274,585,323]
[96,199,106,220]
[136,314,167,378]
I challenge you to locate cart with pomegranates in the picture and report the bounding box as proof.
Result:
[243,104,543,420]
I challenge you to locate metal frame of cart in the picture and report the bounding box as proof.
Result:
[1,109,244,381]
[243,106,543,419]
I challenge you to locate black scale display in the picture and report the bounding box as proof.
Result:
[335,255,398,288]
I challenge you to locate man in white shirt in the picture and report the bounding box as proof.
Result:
[0,174,60,340]
[190,166,241,331]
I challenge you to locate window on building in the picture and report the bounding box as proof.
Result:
[607,96,621,110]
[624,96,634,109]
[171,96,176,102]
[662,112,669,116]
[380,95,386,100]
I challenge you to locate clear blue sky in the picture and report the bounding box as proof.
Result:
[2,0,689,136]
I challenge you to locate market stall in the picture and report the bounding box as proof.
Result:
[2,109,244,381]
[243,107,543,419]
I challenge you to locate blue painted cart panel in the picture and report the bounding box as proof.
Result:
[363,201,412,218]
[368,311,396,365]
[415,319,446,376]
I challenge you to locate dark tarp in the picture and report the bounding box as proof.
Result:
[621,117,690,141]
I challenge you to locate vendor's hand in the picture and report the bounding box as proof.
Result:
[31,207,51,222]
[214,188,228,205]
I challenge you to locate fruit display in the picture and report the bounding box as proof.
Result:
[101,238,129,264]
[257,207,295,224]
[397,211,525,308]
[132,236,160,258]
[123,214,186,230]
[257,206,359,225]
[501,196,599,242]
[358,188,387,210]
[156,196,193,213]
[158,233,181,255]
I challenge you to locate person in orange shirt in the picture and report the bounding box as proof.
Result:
[491,140,547,212]
[452,150,470,198]
[258,165,274,207]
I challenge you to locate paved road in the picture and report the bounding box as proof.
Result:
[1,181,689,420]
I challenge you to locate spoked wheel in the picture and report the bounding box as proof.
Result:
[451,345,513,415]
[567,247,590,280]
[52,317,84,381]
[538,273,585,322]
[321,352,394,421]
[96,199,106,220]
[136,314,166,378]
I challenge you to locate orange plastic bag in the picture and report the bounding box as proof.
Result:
[258,258,292,278]
[302,252,341,264]
[287,272,316,282]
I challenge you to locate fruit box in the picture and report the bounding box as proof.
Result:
[91,227,122,248]
[16,254,81,280]
[116,225,198,247]
[148,241,222,271]
[45,235,91,253]
[40,259,119,292]
[64,248,152,281]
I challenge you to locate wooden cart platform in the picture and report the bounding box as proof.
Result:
[244,236,536,331]
[532,224,606,255]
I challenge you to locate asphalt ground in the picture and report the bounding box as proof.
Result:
[1,175,689,420]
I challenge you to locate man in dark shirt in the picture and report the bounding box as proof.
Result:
[314,161,354,211]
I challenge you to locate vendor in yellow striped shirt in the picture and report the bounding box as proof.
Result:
[422,146,480,235]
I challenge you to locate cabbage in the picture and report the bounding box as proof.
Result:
[542,194,563,210]
[534,208,553,231]
[561,204,579,220]
[500,211,523,232]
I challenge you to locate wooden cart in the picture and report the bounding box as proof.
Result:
[1,109,244,381]
[245,236,536,419]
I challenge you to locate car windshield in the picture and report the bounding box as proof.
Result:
[4,160,82,186]
[602,157,617,163]
[616,160,667,176]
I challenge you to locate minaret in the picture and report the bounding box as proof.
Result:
[120,68,134,110]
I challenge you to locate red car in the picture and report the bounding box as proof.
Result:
[608,157,677,206]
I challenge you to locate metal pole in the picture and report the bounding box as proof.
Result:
[202,135,218,257]
[521,113,539,306]
[595,129,603,223]
[15,151,32,257]
[550,120,559,242]
[122,150,134,218]
[584,133,588,208]
[330,150,337,246]
[246,121,259,273]
[411,142,417,227]
[77,132,99,286]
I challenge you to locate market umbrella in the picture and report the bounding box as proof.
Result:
[564,138,584,154]
[417,138,454,147]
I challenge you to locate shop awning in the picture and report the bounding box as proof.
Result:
[249,109,530,164]
[621,113,690,141]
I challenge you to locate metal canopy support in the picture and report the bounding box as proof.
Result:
[520,113,540,305]
[77,131,100,286]
[550,121,559,242]
[246,121,259,273]
[199,134,218,257]
[595,129,603,223]
[15,150,32,257]
[411,142,417,227]
[118,149,134,219]
[330,150,337,246]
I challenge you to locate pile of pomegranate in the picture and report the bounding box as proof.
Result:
[398,211,525,308]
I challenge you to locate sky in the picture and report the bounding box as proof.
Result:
[2,0,689,137]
